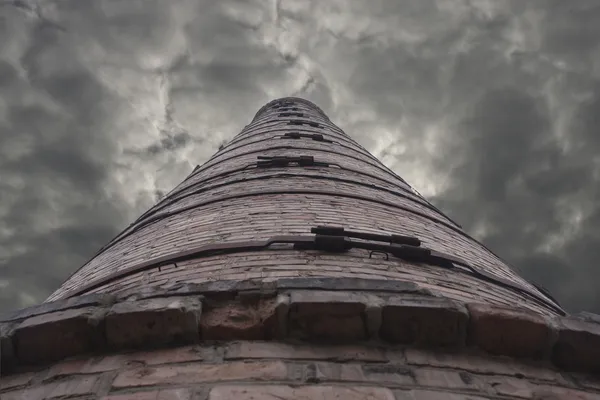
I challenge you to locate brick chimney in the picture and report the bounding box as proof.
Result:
[1,97,600,399]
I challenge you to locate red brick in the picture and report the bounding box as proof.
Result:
[414,368,488,392]
[2,375,99,400]
[532,386,600,400]
[303,362,365,383]
[127,345,212,365]
[225,341,386,362]
[467,303,555,358]
[490,377,536,399]
[571,373,600,392]
[1,388,41,400]
[102,388,193,400]
[113,361,288,388]
[361,364,415,385]
[288,290,369,340]
[106,297,202,349]
[46,98,563,340]
[46,356,124,378]
[201,296,285,340]
[380,296,468,347]
[0,372,34,391]
[553,317,600,373]
[43,346,213,381]
[0,322,15,373]
[48,375,99,398]
[14,307,104,364]
[208,385,395,400]
[395,390,493,400]
[405,348,565,383]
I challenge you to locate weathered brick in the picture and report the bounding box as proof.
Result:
[1,388,42,400]
[532,386,600,400]
[46,98,563,319]
[276,277,427,294]
[0,371,34,391]
[2,375,99,400]
[0,322,15,373]
[571,373,600,392]
[14,307,104,364]
[467,303,555,358]
[201,295,286,340]
[113,361,288,388]
[52,179,560,318]
[362,363,415,385]
[489,377,536,399]
[395,390,493,400]
[553,316,600,373]
[46,345,212,381]
[105,297,201,349]
[208,385,396,400]
[102,388,193,400]
[45,355,126,379]
[302,362,365,383]
[414,368,487,392]
[288,290,370,340]
[574,312,600,324]
[380,296,468,347]
[405,348,565,382]
[0,293,114,323]
[225,341,387,362]
[47,375,99,398]
[126,344,213,365]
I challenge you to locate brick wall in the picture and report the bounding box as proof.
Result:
[3,341,600,400]
[43,98,560,319]
[3,272,600,398]
[44,98,560,320]
[4,97,598,398]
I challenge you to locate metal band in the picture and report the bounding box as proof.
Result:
[90,189,505,272]
[190,144,408,187]
[58,233,564,316]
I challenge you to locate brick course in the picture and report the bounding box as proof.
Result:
[2,340,600,399]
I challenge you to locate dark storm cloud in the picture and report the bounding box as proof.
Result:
[426,3,600,313]
[432,83,600,313]
[0,14,128,311]
[126,131,194,157]
[1,0,599,314]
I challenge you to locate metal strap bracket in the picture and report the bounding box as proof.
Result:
[282,132,332,143]
[60,229,564,316]
[256,155,330,168]
[288,120,321,128]
[311,225,421,247]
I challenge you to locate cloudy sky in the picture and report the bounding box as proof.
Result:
[1,0,599,315]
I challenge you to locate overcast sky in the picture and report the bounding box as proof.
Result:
[1,0,599,315]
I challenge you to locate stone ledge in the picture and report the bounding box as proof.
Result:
[288,291,374,340]
[13,306,106,365]
[1,280,599,376]
[1,322,16,374]
[114,277,434,302]
[381,296,468,347]
[105,297,202,349]
[467,303,556,359]
[552,316,600,373]
[0,293,115,323]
